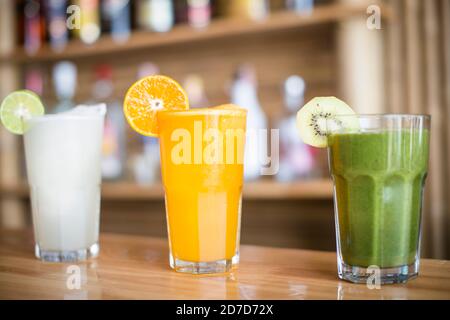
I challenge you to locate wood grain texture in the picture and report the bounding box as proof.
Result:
[0,230,449,300]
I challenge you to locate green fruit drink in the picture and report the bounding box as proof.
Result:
[328,129,429,268]
[296,97,430,284]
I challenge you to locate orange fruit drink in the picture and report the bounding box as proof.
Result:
[124,76,247,274]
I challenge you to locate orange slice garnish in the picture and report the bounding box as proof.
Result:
[123,75,189,137]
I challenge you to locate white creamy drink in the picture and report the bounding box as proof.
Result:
[24,104,106,262]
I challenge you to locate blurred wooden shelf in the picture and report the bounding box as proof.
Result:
[243,179,333,200]
[2,2,392,64]
[101,179,333,200]
[0,179,333,201]
[0,184,28,198]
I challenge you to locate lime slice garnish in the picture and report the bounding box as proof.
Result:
[0,90,45,135]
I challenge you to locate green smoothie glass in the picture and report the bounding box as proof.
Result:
[327,115,430,284]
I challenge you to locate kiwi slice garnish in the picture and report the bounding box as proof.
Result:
[296,96,358,148]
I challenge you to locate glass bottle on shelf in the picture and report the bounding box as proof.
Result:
[174,0,188,24]
[136,61,160,79]
[226,0,269,21]
[183,74,208,108]
[44,0,69,51]
[72,0,101,44]
[187,0,211,29]
[276,75,319,182]
[101,0,131,43]
[134,136,161,185]
[136,0,174,33]
[24,66,44,97]
[24,0,45,55]
[90,64,127,180]
[285,0,314,14]
[230,64,267,181]
[52,61,77,113]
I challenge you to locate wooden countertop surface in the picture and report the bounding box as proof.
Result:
[0,230,449,300]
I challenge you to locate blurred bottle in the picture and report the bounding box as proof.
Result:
[183,74,208,108]
[25,66,44,96]
[187,0,211,29]
[102,0,131,43]
[224,0,269,21]
[52,61,77,113]
[90,64,127,180]
[286,0,314,14]
[277,75,318,181]
[174,0,188,24]
[136,61,160,79]
[44,0,69,52]
[72,0,101,44]
[230,64,267,181]
[134,137,161,185]
[133,62,161,185]
[24,0,45,55]
[136,0,174,33]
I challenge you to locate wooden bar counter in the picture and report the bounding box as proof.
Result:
[0,230,449,300]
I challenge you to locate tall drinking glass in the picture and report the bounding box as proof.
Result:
[24,105,106,262]
[157,106,247,274]
[327,115,430,284]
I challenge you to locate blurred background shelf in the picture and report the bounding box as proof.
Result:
[2,2,392,64]
[242,179,333,199]
[0,179,333,201]
[101,179,334,200]
[0,0,448,258]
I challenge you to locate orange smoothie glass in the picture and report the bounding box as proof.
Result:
[157,105,247,274]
